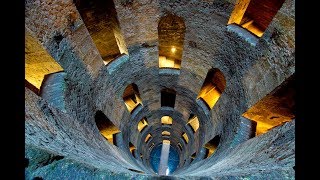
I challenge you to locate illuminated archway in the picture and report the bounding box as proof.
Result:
[94,110,121,145]
[158,14,186,69]
[197,68,226,109]
[122,83,142,113]
[228,0,285,37]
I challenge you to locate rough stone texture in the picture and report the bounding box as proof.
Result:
[25,144,150,179]
[158,14,186,62]
[113,0,161,46]
[25,0,295,179]
[40,72,67,112]
[25,0,104,78]
[25,88,151,175]
[74,0,128,63]
[174,120,295,178]
[243,74,295,135]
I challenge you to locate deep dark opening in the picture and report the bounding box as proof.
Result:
[128,168,145,174]
[32,177,43,180]
[25,158,29,168]
[54,34,63,45]
[161,89,176,108]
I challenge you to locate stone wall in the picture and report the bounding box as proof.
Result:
[174,120,295,178]
[25,0,295,178]
[113,0,161,47]
[25,88,149,175]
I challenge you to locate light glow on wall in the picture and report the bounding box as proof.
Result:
[138,118,148,132]
[171,47,176,53]
[123,84,142,113]
[228,0,285,37]
[161,116,173,125]
[182,133,189,143]
[187,115,200,133]
[162,131,171,136]
[145,133,152,143]
[163,139,170,144]
[25,29,63,90]
[197,68,226,109]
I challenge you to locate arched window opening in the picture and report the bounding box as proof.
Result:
[228,0,285,37]
[204,135,220,158]
[161,89,176,108]
[161,116,173,125]
[74,0,128,65]
[242,74,295,136]
[190,152,196,161]
[187,114,199,133]
[138,118,148,132]
[25,29,63,94]
[182,133,189,144]
[197,68,226,110]
[163,139,170,144]
[94,110,121,145]
[145,133,152,143]
[123,83,142,113]
[162,131,171,136]
[158,14,186,69]
[129,142,136,155]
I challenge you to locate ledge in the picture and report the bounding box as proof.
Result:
[159,68,181,75]
[227,24,259,46]
[106,53,129,75]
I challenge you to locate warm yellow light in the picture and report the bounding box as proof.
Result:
[198,85,221,109]
[25,30,63,90]
[129,145,136,153]
[204,140,218,158]
[163,140,170,144]
[105,134,114,144]
[162,131,171,136]
[137,118,148,132]
[171,47,176,53]
[255,121,274,135]
[187,116,199,132]
[159,56,174,67]
[242,22,264,37]
[161,116,173,125]
[124,94,142,113]
[182,133,189,143]
[145,133,152,143]
[227,0,251,25]
[227,0,266,37]
[206,147,216,158]
[99,127,120,146]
